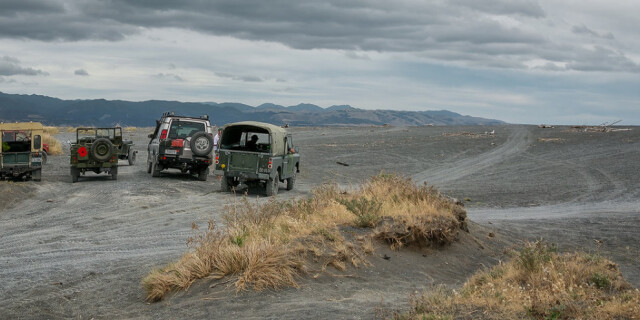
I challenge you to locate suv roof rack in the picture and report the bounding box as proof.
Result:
[161,111,209,121]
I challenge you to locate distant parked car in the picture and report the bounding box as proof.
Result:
[147,112,214,181]
[216,121,300,196]
[0,122,45,181]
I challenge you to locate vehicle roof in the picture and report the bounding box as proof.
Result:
[0,122,44,131]
[222,121,287,134]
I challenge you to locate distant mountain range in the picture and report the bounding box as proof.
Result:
[0,92,504,127]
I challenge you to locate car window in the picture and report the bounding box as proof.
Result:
[169,121,205,139]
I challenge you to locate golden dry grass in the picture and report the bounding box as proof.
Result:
[142,173,467,302]
[42,133,63,155]
[43,126,59,134]
[398,241,640,320]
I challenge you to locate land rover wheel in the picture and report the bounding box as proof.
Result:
[221,176,235,192]
[32,169,42,182]
[286,172,295,191]
[190,132,213,156]
[42,151,48,165]
[266,172,279,196]
[151,160,162,177]
[70,167,79,183]
[128,149,136,165]
[90,138,114,162]
[198,167,209,181]
[111,166,118,180]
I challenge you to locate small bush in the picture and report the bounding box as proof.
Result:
[338,196,382,227]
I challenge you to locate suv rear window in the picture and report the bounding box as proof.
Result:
[168,121,205,139]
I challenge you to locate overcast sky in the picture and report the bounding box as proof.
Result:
[1,0,638,124]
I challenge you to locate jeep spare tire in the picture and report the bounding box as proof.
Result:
[90,138,114,162]
[190,131,213,156]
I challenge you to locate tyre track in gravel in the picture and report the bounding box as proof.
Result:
[412,126,533,186]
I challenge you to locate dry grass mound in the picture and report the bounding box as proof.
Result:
[143,173,467,302]
[399,241,640,319]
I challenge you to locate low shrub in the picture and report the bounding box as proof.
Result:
[399,241,640,319]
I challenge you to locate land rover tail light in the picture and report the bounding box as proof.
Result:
[34,152,39,157]
[268,158,272,169]
[160,129,168,140]
[171,139,184,148]
[215,154,219,164]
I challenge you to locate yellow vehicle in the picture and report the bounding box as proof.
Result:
[0,122,44,181]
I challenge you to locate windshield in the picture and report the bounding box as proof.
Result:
[168,121,205,139]
[77,128,121,140]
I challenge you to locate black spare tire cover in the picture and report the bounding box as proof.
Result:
[190,131,213,156]
[91,138,114,161]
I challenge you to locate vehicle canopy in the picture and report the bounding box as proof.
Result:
[221,121,288,156]
[0,122,44,155]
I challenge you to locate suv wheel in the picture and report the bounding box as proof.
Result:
[266,172,279,196]
[90,138,114,162]
[286,172,296,191]
[190,132,214,156]
[147,160,152,173]
[198,167,209,181]
[151,160,162,177]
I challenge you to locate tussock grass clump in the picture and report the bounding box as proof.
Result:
[43,126,60,134]
[143,173,467,302]
[399,241,640,319]
[42,133,63,155]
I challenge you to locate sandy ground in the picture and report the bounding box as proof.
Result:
[1,125,639,319]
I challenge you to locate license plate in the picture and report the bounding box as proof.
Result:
[32,157,42,163]
[164,149,177,155]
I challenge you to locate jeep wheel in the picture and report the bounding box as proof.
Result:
[286,172,295,191]
[151,161,162,177]
[70,167,79,183]
[111,166,118,180]
[90,138,114,162]
[198,167,209,181]
[128,149,136,165]
[266,172,279,196]
[190,132,214,156]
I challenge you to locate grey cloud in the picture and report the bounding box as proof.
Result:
[0,0,636,73]
[153,73,184,81]
[451,0,545,17]
[0,56,48,76]
[344,51,371,60]
[74,69,89,76]
[572,25,615,40]
[0,0,64,17]
[215,72,263,82]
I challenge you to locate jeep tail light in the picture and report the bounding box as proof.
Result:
[215,154,219,164]
[171,139,184,148]
[268,158,272,169]
[160,129,168,140]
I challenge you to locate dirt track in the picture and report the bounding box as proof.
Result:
[1,125,639,319]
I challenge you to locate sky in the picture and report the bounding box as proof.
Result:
[1,0,639,125]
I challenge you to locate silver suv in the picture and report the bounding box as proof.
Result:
[147,112,215,180]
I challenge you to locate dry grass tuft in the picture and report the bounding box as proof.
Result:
[143,173,467,302]
[42,133,63,155]
[124,127,138,132]
[43,126,59,134]
[399,241,640,319]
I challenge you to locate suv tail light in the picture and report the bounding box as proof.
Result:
[160,129,168,140]
[268,158,272,169]
[215,154,219,164]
